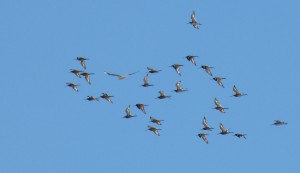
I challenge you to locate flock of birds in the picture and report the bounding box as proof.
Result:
[66,11,288,144]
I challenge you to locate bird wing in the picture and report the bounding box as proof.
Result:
[176,81,182,90]
[159,91,165,97]
[191,11,196,22]
[143,74,149,84]
[147,67,156,71]
[203,116,209,128]
[125,105,131,115]
[214,98,222,107]
[220,123,226,132]
[205,67,212,76]
[128,71,138,76]
[104,71,122,77]
[233,85,240,94]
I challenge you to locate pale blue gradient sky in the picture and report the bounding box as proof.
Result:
[0,0,299,173]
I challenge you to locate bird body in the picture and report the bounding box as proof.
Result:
[233,85,247,97]
[157,91,171,99]
[70,69,82,78]
[201,65,214,76]
[86,96,99,102]
[189,11,201,29]
[219,123,233,135]
[214,98,228,113]
[123,105,136,118]
[142,74,154,87]
[186,55,198,66]
[235,133,247,139]
[174,81,188,93]
[272,120,288,126]
[80,72,94,85]
[147,67,161,73]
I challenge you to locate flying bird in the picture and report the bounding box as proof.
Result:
[80,72,94,85]
[123,105,136,118]
[100,93,113,103]
[147,125,161,136]
[188,11,201,29]
[70,69,83,78]
[174,81,188,93]
[86,96,99,102]
[232,85,247,97]
[202,116,214,131]
[104,71,138,80]
[272,120,288,126]
[219,123,233,135]
[150,116,164,125]
[234,133,247,139]
[66,83,79,92]
[76,57,88,69]
[200,65,214,76]
[142,74,154,87]
[170,64,183,76]
[157,91,171,99]
[213,77,226,88]
[147,67,161,73]
[135,103,148,114]
[185,55,198,66]
[197,133,208,144]
[214,98,228,113]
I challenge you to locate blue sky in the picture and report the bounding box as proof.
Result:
[1,0,300,172]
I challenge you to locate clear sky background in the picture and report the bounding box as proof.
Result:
[1,0,300,172]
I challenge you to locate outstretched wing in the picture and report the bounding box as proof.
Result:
[176,81,182,90]
[104,71,121,77]
[125,105,131,115]
[214,98,222,107]
[203,116,209,128]
[220,123,226,132]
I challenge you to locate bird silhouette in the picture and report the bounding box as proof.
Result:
[202,116,214,131]
[66,83,79,92]
[188,11,201,29]
[147,67,161,73]
[185,55,198,66]
[219,123,233,135]
[135,103,148,114]
[76,57,88,69]
[86,96,99,102]
[147,125,161,136]
[104,71,138,80]
[213,98,228,113]
[234,133,247,139]
[197,133,208,144]
[142,74,154,87]
[70,69,83,78]
[232,85,247,97]
[174,81,188,93]
[200,65,214,76]
[170,64,183,76]
[100,93,113,103]
[157,91,171,99]
[80,72,94,85]
[123,105,136,118]
[150,116,164,125]
[272,120,288,126]
[213,77,226,88]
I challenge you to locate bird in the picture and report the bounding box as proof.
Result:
[157,91,171,99]
[272,120,288,126]
[147,67,161,73]
[66,83,79,92]
[80,72,94,85]
[142,74,154,87]
[213,98,228,113]
[232,85,247,97]
[170,64,183,76]
[86,96,99,102]
[213,77,226,88]
[197,133,208,144]
[100,93,113,103]
[174,81,188,93]
[188,11,201,29]
[76,57,88,69]
[200,65,214,76]
[70,69,83,78]
[135,103,148,114]
[150,116,164,125]
[185,55,198,66]
[147,125,161,136]
[104,71,138,80]
[219,123,233,135]
[123,105,136,118]
[234,133,247,139]
[202,116,214,131]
